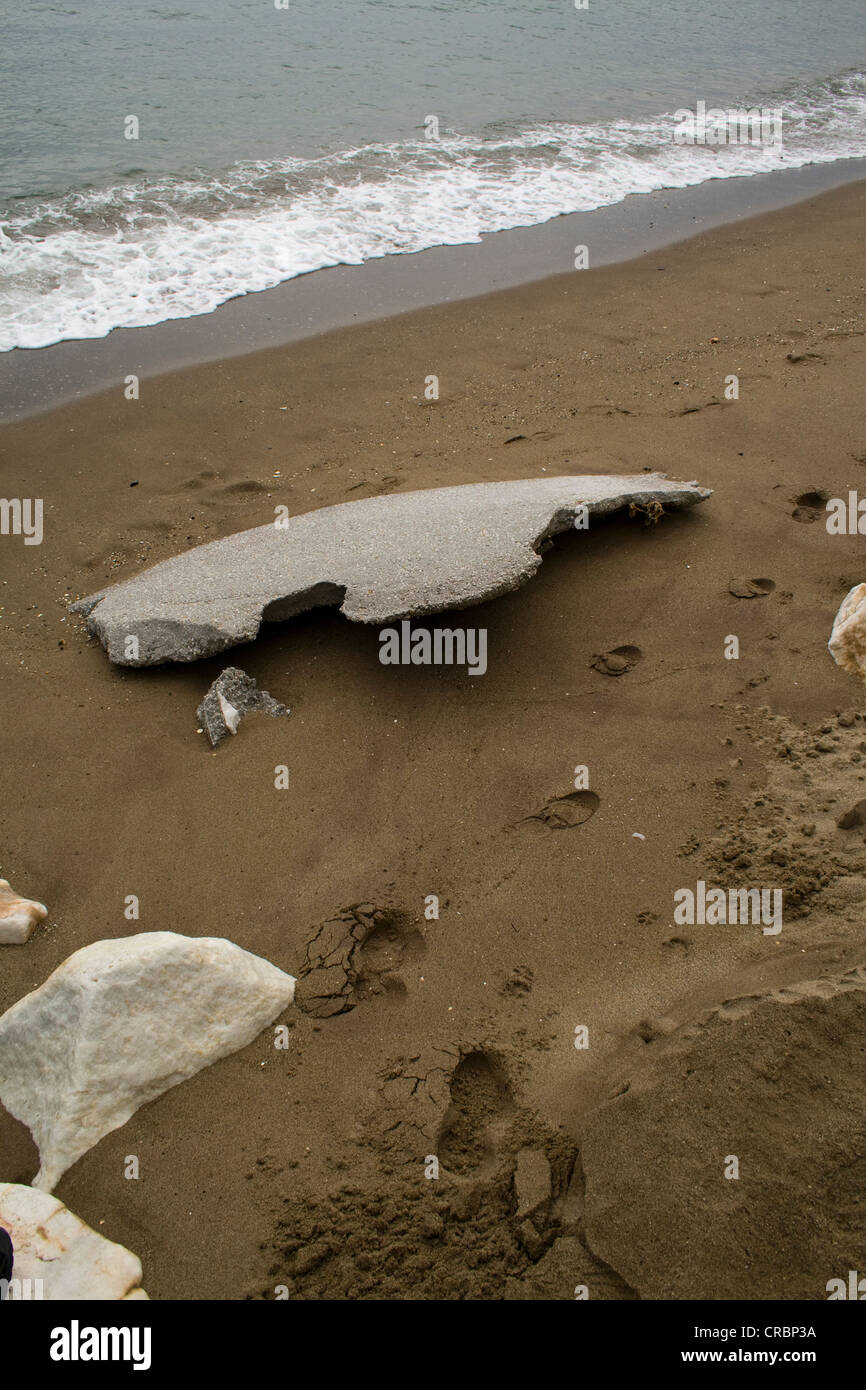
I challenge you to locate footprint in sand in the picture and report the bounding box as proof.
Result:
[729,577,776,598]
[590,645,643,677]
[354,914,425,1005]
[437,1051,514,1176]
[295,905,423,1016]
[662,934,691,955]
[791,490,829,523]
[521,790,600,831]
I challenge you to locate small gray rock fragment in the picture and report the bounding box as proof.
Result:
[196,667,288,747]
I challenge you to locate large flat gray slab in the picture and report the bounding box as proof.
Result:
[71,474,711,667]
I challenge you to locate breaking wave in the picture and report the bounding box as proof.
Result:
[1,68,864,351]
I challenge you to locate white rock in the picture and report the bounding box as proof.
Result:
[218,690,241,735]
[0,1183,147,1299]
[0,932,295,1191]
[0,878,47,944]
[829,583,866,679]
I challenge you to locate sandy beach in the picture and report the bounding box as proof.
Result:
[2,177,866,1300]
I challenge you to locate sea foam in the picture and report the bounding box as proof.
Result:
[1,70,864,352]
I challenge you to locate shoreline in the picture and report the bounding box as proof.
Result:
[2,153,866,422]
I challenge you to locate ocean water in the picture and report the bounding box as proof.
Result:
[0,0,864,351]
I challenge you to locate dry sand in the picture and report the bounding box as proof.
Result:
[1,178,865,1300]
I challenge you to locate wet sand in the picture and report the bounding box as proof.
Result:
[3,154,866,422]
